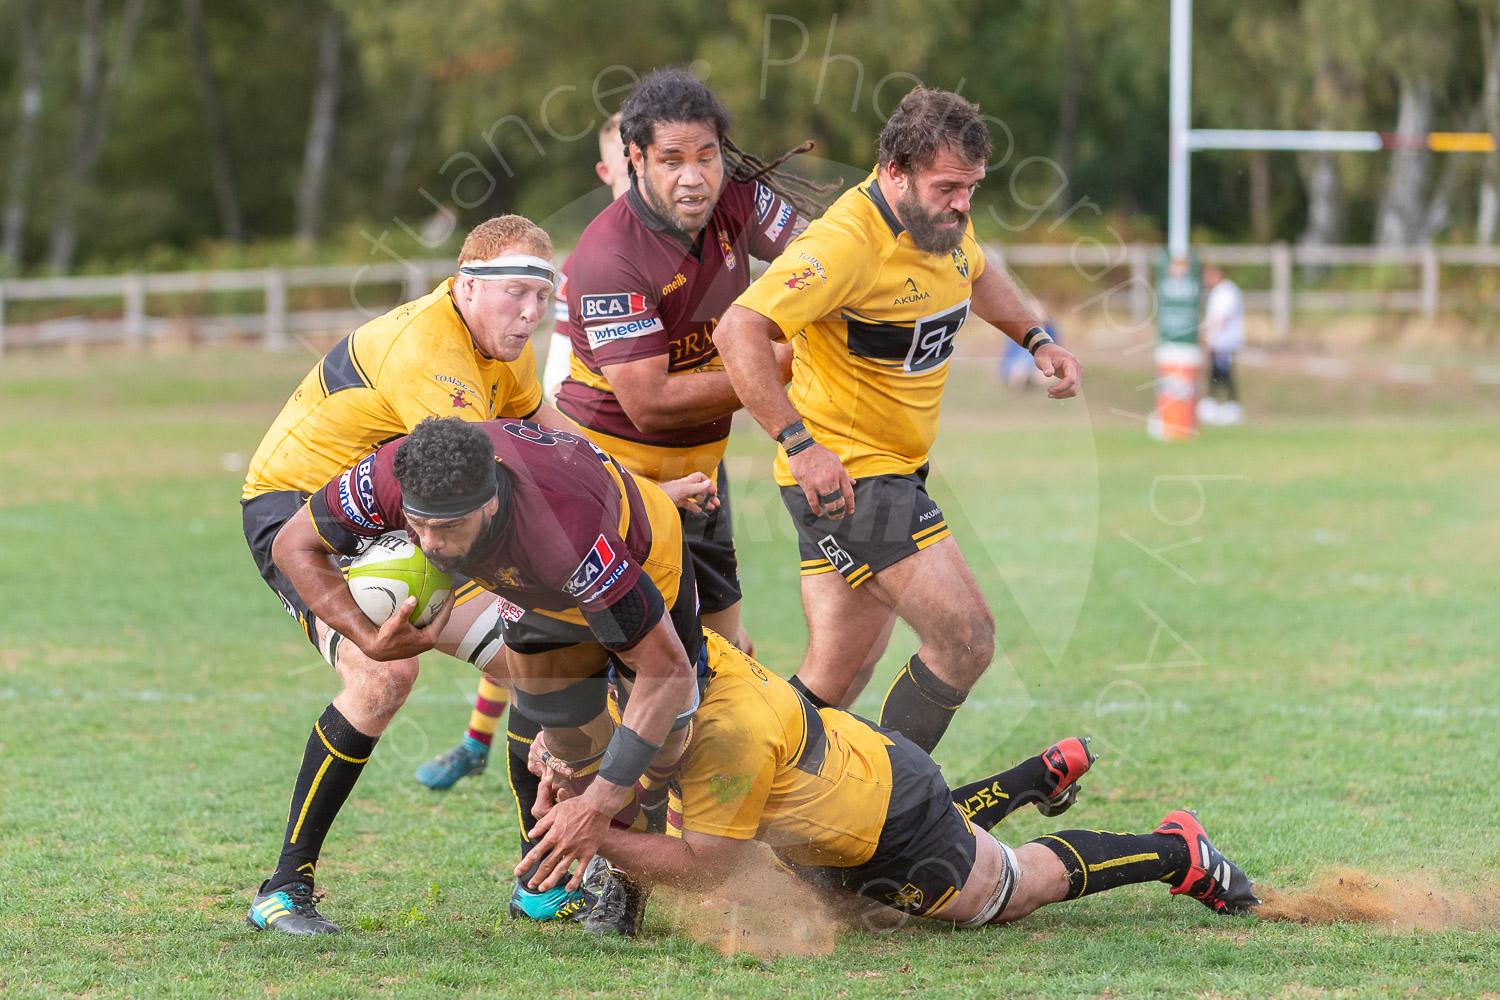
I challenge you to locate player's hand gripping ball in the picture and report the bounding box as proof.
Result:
[344,532,453,627]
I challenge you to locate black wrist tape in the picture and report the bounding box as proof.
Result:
[598,724,663,788]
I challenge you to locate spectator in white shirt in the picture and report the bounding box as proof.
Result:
[1200,266,1244,421]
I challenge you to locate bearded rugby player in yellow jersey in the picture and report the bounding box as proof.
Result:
[714,88,1083,756]
[240,215,585,936]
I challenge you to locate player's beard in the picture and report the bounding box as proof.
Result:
[896,187,968,255]
[640,176,720,236]
[423,510,493,574]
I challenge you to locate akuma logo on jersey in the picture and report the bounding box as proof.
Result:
[563,535,619,597]
[580,293,647,322]
[765,203,794,243]
[755,182,776,221]
[718,230,738,271]
[893,277,931,305]
[586,316,663,350]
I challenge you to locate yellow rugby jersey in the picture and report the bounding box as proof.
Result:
[679,631,895,868]
[243,280,543,499]
[734,169,986,485]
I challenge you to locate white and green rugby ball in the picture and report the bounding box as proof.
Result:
[344,533,453,627]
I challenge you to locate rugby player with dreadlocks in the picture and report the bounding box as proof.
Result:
[554,67,834,666]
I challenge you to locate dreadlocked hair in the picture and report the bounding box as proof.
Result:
[621,67,836,220]
[723,136,838,220]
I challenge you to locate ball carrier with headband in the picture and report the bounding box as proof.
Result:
[241,216,586,936]
[272,414,715,930]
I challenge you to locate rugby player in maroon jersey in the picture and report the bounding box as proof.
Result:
[272,415,712,929]
[555,68,833,658]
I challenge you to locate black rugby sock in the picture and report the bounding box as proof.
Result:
[505,704,545,859]
[271,703,378,890]
[788,674,833,710]
[949,753,1053,829]
[878,653,967,754]
[1031,830,1190,900]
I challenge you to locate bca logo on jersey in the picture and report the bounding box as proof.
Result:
[563,534,619,597]
[755,182,776,221]
[579,293,646,322]
[338,463,380,531]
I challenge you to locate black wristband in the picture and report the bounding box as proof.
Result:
[597,723,663,788]
[775,420,806,444]
[777,419,816,457]
[784,435,816,457]
[1022,326,1054,355]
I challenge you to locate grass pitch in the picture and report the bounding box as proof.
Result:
[1,346,1497,999]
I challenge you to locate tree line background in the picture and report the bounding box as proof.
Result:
[1,0,1497,277]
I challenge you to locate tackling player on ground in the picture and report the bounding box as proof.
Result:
[538,635,1259,931]
[714,87,1084,755]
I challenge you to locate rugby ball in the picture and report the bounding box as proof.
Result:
[344,533,453,627]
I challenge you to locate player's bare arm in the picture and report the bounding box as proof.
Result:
[970,257,1082,399]
[518,617,698,893]
[715,304,856,519]
[601,355,745,432]
[270,504,452,661]
[598,827,754,891]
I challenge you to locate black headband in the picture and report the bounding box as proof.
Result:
[401,466,500,521]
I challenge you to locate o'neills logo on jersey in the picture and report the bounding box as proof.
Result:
[951,246,970,279]
[894,277,930,305]
[718,230,738,271]
[580,293,647,322]
[660,272,687,297]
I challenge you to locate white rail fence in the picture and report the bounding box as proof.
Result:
[1,244,1496,355]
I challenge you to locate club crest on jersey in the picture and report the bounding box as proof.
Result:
[887,883,924,910]
[580,293,647,322]
[563,535,619,597]
[951,246,970,279]
[586,316,663,349]
[450,388,471,409]
[495,566,523,587]
[765,203,794,243]
[718,230,737,271]
[754,182,776,221]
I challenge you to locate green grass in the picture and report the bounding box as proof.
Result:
[2,347,1497,998]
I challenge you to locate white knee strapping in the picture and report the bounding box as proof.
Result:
[958,839,1019,928]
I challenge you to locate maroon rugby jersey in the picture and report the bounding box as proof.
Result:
[307,419,684,619]
[555,179,801,479]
